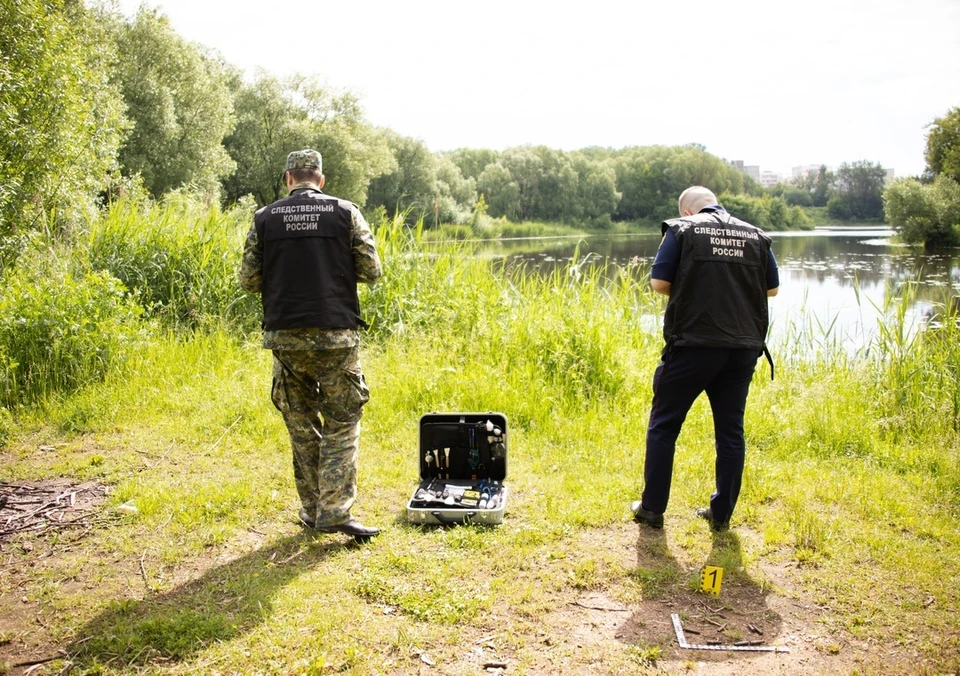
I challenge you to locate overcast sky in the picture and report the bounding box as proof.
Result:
[115,0,960,178]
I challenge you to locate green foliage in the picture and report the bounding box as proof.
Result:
[719,193,812,230]
[828,160,887,221]
[221,71,312,205]
[885,106,960,246]
[223,73,391,206]
[0,0,126,236]
[791,165,835,207]
[0,406,12,448]
[83,195,260,331]
[925,106,960,183]
[366,134,479,227]
[366,133,438,221]
[477,162,521,219]
[447,147,500,181]
[0,248,142,407]
[109,8,236,198]
[885,175,960,247]
[783,188,814,207]
[613,145,747,223]
[571,152,620,221]
[468,146,619,226]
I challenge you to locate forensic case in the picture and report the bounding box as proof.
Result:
[406,412,508,526]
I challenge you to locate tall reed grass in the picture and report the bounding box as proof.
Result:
[83,194,260,333]
[2,195,958,483]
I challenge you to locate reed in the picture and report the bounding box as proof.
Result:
[83,194,260,333]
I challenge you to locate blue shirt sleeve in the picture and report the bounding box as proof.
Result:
[651,228,680,282]
[766,248,780,290]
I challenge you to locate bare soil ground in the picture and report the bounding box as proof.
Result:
[0,488,934,674]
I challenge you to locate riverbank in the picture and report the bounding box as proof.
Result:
[1,204,958,674]
[425,204,874,243]
[800,206,888,228]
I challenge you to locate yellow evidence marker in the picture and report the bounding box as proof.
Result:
[700,566,723,595]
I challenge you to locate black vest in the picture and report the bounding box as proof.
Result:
[255,188,361,331]
[661,211,771,350]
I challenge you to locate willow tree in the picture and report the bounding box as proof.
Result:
[0,0,126,238]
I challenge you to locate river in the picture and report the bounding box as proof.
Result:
[471,226,960,350]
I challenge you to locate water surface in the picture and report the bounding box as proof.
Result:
[470,227,960,349]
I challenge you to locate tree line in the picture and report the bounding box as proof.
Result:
[1,1,911,242]
[776,161,889,222]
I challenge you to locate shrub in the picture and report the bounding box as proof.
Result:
[0,254,143,407]
[783,188,813,207]
[884,176,960,247]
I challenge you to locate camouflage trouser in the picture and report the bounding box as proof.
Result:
[271,347,370,527]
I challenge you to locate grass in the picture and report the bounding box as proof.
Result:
[1,198,959,673]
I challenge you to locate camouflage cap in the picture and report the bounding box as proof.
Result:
[286,149,323,172]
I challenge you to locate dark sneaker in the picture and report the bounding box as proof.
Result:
[696,507,729,532]
[631,501,664,529]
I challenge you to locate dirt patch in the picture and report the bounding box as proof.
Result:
[0,479,111,669]
[1,480,109,543]
[510,525,915,675]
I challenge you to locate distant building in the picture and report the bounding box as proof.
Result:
[759,170,782,187]
[727,160,765,184]
[884,168,896,186]
[791,164,822,180]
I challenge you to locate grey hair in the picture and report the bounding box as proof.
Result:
[678,186,718,216]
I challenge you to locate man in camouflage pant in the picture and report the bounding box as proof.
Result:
[240,149,382,539]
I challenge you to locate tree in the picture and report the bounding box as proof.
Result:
[309,83,392,206]
[222,72,312,205]
[110,8,236,197]
[529,147,579,222]
[0,0,126,237]
[364,132,436,220]
[477,163,520,220]
[500,147,544,221]
[432,156,476,226]
[571,154,619,225]
[925,106,960,184]
[223,73,391,206]
[447,148,500,182]
[885,176,960,247]
[792,165,834,206]
[829,160,886,220]
[782,188,813,207]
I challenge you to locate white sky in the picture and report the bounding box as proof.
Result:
[115,0,960,178]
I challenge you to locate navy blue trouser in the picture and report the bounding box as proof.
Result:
[641,346,759,524]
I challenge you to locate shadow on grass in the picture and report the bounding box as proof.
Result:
[617,526,784,662]
[67,532,348,670]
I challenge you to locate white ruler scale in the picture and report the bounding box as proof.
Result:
[671,614,790,653]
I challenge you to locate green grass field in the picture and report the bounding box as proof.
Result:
[0,200,958,674]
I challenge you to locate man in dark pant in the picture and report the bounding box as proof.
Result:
[632,186,779,531]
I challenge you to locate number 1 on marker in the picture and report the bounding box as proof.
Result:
[700,566,723,595]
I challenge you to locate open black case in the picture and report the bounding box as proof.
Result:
[406,412,508,526]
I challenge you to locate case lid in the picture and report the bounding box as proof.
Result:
[418,412,507,482]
